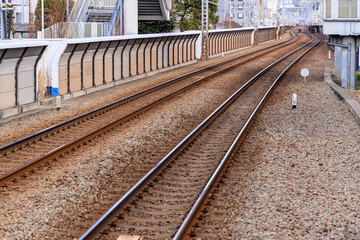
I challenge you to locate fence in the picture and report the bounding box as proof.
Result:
[58,32,199,95]
[57,27,277,96]
[258,27,277,43]
[0,26,280,118]
[0,41,47,115]
[208,28,254,57]
[44,22,104,39]
[90,0,117,9]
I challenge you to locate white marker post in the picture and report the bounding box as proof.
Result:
[56,96,61,110]
[300,68,309,84]
[292,93,297,109]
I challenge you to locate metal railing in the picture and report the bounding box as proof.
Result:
[76,0,91,22]
[90,0,117,9]
[43,22,106,38]
[106,0,122,36]
[0,42,48,113]
[68,0,85,22]
[159,0,172,20]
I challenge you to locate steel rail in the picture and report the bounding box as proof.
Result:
[0,33,299,187]
[0,33,295,154]
[173,33,321,240]
[78,33,314,240]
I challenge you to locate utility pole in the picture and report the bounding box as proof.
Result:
[223,0,226,22]
[229,0,233,28]
[201,0,209,60]
[21,0,24,24]
[7,0,13,39]
[29,0,31,38]
[66,0,69,20]
[41,0,44,38]
[282,0,285,25]
[1,0,6,40]
[1,0,14,40]
[254,0,259,45]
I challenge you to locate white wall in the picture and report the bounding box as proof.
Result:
[124,0,138,35]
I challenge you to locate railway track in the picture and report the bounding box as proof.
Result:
[79,33,320,239]
[0,33,299,187]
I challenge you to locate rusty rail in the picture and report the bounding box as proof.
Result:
[78,33,318,240]
[0,33,297,187]
[174,33,321,240]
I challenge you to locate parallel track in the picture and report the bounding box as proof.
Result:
[0,33,299,187]
[79,33,320,239]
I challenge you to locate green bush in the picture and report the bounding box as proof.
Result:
[356,72,360,81]
[356,72,360,90]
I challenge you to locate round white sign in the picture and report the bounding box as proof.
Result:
[300,68,309,77]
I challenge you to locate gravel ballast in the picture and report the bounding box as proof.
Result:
[0,34,301,239]
[0,35,290,147]
[193,40,360,239]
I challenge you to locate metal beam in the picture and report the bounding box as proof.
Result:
[201,0,209,60]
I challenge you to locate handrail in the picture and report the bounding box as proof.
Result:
[163,0,171,10]
[91,0,117,8]
[159,0,171,21]
[76,22,85,38]
[106,0,122,36]
[68,0,85,22]
[76,0,90,22]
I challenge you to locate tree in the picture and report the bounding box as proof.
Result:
[35,0,74,38]
[139,20,175,34]
[174,0,219,32]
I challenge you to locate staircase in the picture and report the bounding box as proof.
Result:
[86,10,113,22]
[64,0,171,38]
[138,0,163,20]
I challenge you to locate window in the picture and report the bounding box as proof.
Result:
[339,0,357,18]
[238,13,243,18]
[238,4,243,10]
[325,0,331,18]
[16,12,22,23]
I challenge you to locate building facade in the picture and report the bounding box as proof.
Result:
[217,0,265,27]
[0,0,38,38]
[323,0,360,90]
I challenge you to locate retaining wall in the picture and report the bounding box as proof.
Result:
[58,32,199,96]
[0,41,47,118]
[0,26,280,118]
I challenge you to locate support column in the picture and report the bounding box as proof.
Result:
[1,0,6,40]
[334,46,341,78]
[357,36,360,71]
[341,37,356,90]
[124,0,138,35]
[341,46,348,88]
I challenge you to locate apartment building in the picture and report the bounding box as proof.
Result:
[218,0,265,27]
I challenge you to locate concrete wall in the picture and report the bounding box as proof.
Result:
[57,32,200,97]
[0,26,279,117]
[0,41,47,115]
[54,27,277,98]
[0,26,279,118]
[208,28,254,57]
